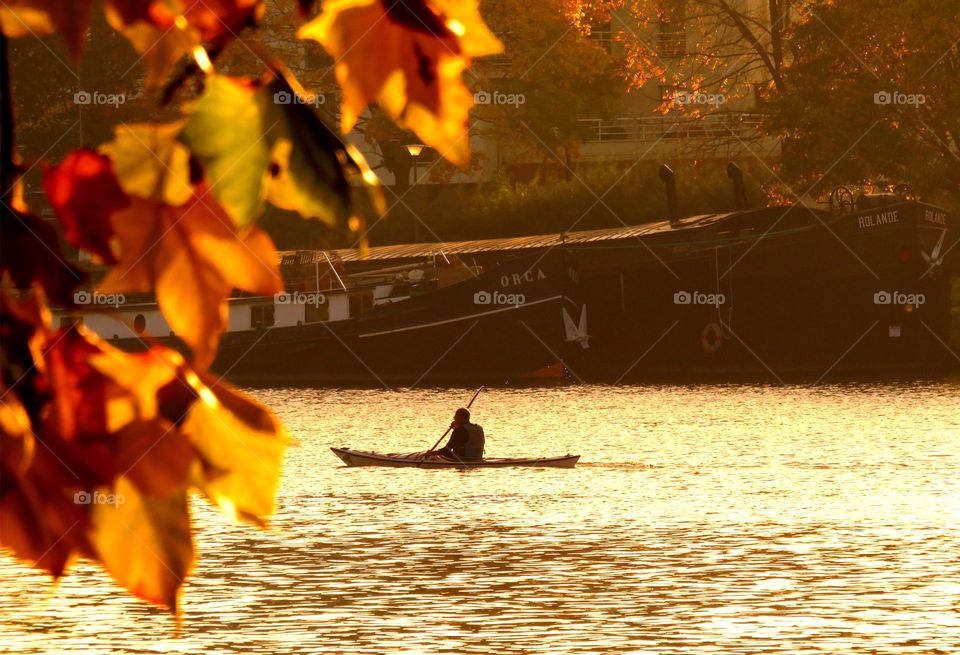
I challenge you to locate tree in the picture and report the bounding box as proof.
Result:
[768,0,960,204]
[471,0,625,170]
[620,0,793,113]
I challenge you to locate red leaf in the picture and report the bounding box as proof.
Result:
[0,207,86,306]
[43,149,129,265]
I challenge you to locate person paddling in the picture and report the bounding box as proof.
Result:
[431,408,485,461]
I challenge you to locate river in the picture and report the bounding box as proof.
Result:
[2,382,959,654]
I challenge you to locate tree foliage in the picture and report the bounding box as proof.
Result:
[470,0,624,160]
[619,0,792,113]
[769,0,960,202]
[0,0,500,614]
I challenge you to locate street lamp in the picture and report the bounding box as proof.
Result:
[403,144,428,242]
[404,143,427,186]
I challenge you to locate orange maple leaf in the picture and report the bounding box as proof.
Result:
[99,190,283,369]
[299,0,502,167]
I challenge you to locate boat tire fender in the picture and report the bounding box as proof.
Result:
[701,322,724,354]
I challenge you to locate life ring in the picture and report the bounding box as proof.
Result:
[701,322,724,354]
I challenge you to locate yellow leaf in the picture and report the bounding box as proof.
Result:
[86,348,179,432]
[90,477,193,612]
[104,0,264,88]
[109,18,195,90]
[298,0,502,167]
[181,374,288,525]
[102,123,196,206]
[99,193,283,369]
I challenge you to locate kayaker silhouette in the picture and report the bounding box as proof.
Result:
[430,408,485,461]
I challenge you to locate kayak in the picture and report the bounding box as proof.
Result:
[331,447,580,469]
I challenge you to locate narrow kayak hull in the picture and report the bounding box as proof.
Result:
[331,448,579,469]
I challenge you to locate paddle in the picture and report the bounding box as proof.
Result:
[418,386,484,466]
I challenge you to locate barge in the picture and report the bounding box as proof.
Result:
[58,188,958,384]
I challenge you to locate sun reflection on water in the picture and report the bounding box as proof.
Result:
[2,382,959,654]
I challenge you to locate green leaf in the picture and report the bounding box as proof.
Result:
[178,77,273,230]
[263,76,352,226]
[178,73,356,229]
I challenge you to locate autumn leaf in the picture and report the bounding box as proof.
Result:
[0,207,86,306]
[178,76,274,229]
[298,0,502,166]
[113,421,193,498]
[179,73,362,228]
[0,464,89,577]
[90,478,193,612]
[0,390,34,472]
[104,0,264,87]
[107,15,195,90]
[0,0,95,60]
[3,317,287,609]
[101,123,196,206]
[43,149,129,265]
[263,74,368,224]
[180,372,288,525]
[99,191,283,369]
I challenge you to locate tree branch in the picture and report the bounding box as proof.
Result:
[716,0,785,91]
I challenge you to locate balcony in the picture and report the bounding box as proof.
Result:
[571,114,777,162]
[580,114,765,143]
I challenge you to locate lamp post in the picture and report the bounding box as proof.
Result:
[404,143,426,184]
[403,144,427,242]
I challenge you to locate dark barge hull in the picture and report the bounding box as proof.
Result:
[565,201,955,382]
[114,200,955,385]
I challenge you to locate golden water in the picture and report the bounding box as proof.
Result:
[3,383,960,654]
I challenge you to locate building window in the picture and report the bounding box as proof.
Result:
[251,305,275,329]
[349,293,374,318]
[588,19,613,53]
[657,0,686,58]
